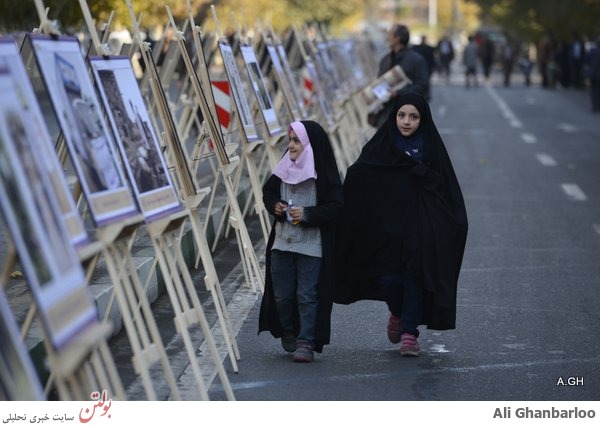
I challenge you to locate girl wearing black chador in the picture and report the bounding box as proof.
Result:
[259,120,343,362]
[335,93,468,356]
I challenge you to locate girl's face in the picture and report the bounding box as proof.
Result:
[288,130,304,161]
[396,104,421,137]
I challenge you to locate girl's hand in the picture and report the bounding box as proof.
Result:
[274,201,288,217]
[288,206,303,224]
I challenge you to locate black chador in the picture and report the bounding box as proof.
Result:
[335,93,468,330]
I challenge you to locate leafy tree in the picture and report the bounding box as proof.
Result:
[0,0,376,37]
[466,0,600,42]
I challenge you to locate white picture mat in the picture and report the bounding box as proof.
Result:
[266,44,302,121]
[359,65,411,113]
[89,56,182,222]
[315,41,340,99]
[0,39,87,247]
[29,35,138,226]
[276,43,306,118]
[218,42,258,142]
[240,44,282,136]
[0,71,98,350]
[341,40,367,89]
[305,60,333,126]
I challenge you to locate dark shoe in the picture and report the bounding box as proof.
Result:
[292,340,314,363]
[387,313,402,344]
[281,331,296,353]
[399,333,420,357]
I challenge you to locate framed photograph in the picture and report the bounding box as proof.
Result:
[330,39,367,93]
[266,43,302,121]
[218,41,258,142]
[240,44,282,136]
[305,59,334,126]
[314,41,340,101]
[27,34,138,227]
[359,65,411,113]
[0,289,45,400]
[276,43,306,118]
[0,69,99,351]
[0,38,88,247]
[89,56,182,222]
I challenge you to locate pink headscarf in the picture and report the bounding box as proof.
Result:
[272,121,317,184]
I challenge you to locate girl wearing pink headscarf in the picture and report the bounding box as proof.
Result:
[259,121,343,363]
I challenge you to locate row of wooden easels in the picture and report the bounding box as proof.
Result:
[2,201,237,401]
[6,0,380,403]
[1,0,262,402]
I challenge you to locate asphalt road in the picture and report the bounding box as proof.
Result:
[111,71,600,402]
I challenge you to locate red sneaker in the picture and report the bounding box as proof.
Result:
[293,340,314,363]
[399,333,420,357]
[387,313,403,344]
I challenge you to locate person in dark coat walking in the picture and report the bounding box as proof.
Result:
[335,93,468,356]
[367,24,429,128]
[480,35,495,80]
[436,35,455,82]
[586,37,600,112]
[259,120,343,362]
[413,35,436,100]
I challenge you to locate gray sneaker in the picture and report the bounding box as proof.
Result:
[281,331,296,353]
[293,340,314,363]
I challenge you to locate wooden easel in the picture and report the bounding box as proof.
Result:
[154,6,243,371]
[0,0,124,402]
[264,25,306,122]
[204,12,270,245]
[39,1,184,401]
[162,3,264,296]
[292,26,351,175]
[126,0,242,386]
[29,0,225,401]
[17,15,170,404]
[314,24,369,162]
[145,208,235,400]
[95,216,182,400]
[1,226,125,402]
[43,321,126,401]
[224,12,287,175]
[189,48,265,252]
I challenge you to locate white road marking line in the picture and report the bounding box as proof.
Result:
[216,356,600,391]
[593,224,600,236]
[521,133,537,144]
[560,183,587,201]
[558,122,578,132]
[486,85,523,128]
[535,153,557,166]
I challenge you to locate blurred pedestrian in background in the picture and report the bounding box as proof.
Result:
[436,35,455,83]
[413,35,436,100]
[479,35,495,81]
[367,23,429,128]
[569,32,586,89]
[518,49,533,87]
[538,32,557,88]
[462,35,479,88]
[586,36,600,112]
[501,37,516,87]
